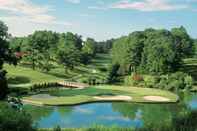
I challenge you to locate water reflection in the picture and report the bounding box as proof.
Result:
[24,93,197,128]
[187,93,197,110]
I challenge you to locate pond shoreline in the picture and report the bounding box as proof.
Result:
[21,85,179,106]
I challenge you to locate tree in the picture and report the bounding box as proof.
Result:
[171,26,194,58]
[127,31,145,73]
[194,39,197,57]
[57,33,81,72]
[106,63,120,84]
[23,31,59,71]
[0,21,10,99]
[83,38,96,56]
[81,38,96,64]
[140,29,176,74]
[171,26,194,69]
[96,39,114,53]
[0,70,8,99]
[9,37,24,52]
[23,36,39,70]
[112,27,194,75]
[0,21,9,69]
[112,36,130,74]
[75,34,83,50]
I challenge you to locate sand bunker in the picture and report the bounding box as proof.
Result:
[143,96,170,102]
[93,95,132,101]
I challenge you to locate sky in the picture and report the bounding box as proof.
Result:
[0,0,197,41]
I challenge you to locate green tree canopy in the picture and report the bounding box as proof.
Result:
[57,33,81,71]
[0,20,17,99]
[82,38,96,57]
[112,27,194,75]
[22,31,59,71]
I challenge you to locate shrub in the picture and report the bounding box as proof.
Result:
[143,75,158,88]
[184,75,193,90]
[78,77,88,83]
[157,72,193,91]
[53,125,61,131]
[124,73,143,86]
[132,73,143,81]
[31,82,59,91]
[124,75,136,86]
[0,104,36,131]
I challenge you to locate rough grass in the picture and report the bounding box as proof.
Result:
[22,85,179,106]
[4,64,63,88]
[39,126,135,131]
[5,53,111,88]
[45,53,110,83]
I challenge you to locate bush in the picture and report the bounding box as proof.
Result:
[132,73,143,81]
[143,75,158,88]
[31,82,58,91]
[184,75,193,90]
[124,75,135,86]
[128,72,193,91]
[124,73,143,86]
[78,77,88,84]
[53,125,61,131]
[157,72,193,91]
[0,104,36,131]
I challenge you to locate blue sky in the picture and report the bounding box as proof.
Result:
[0,0,197,41]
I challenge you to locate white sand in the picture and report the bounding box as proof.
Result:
[143,96,170,102]
[93,95,132,101]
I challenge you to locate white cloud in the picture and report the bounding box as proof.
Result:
[1,16,73,27]
[65,0,80,4]
[0,0,72,25]
[0,0,55,22]
[110,0,188,11]
[1,15,73,37]
[0,0,73,36]
[88,6,108,10]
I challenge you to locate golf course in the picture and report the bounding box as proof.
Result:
[0,9,197,130]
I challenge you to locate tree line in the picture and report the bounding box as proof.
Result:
[111,27,194,75]
[10,31,113,72]
[0,20,114,99]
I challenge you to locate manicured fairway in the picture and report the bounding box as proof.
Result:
[22,85,179,106]
[4,64,62,85]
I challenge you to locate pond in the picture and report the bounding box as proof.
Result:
[24,93,197,128]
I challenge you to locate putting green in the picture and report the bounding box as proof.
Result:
[22,85,179,106]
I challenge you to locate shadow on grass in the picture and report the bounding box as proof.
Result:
[8,76,30,84]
